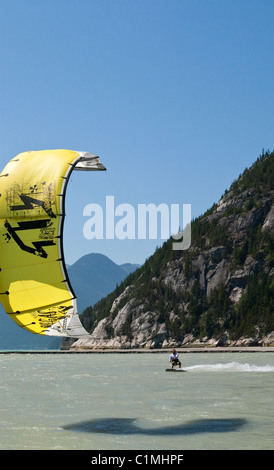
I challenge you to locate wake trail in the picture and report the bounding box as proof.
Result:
[184,362,274,372]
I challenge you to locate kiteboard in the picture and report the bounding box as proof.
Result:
[165,368,186,372]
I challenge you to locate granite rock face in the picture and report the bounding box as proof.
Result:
[67,152,274,350]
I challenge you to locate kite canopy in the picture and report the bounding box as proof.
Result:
[0,149,106,337]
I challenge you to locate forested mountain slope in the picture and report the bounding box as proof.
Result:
[69,151,274,349]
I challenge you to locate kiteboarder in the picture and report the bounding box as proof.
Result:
[169,349,182,369]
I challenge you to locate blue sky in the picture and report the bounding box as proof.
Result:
[0,0,273,266]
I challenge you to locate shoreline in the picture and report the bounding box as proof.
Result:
[1,346,274,354]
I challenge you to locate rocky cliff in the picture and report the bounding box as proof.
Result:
[67,151,274,350]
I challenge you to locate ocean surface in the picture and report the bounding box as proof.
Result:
[0,352,273,450]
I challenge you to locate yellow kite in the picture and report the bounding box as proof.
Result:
[0,149,106,337]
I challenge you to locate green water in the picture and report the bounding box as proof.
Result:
[0,352,273,450]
